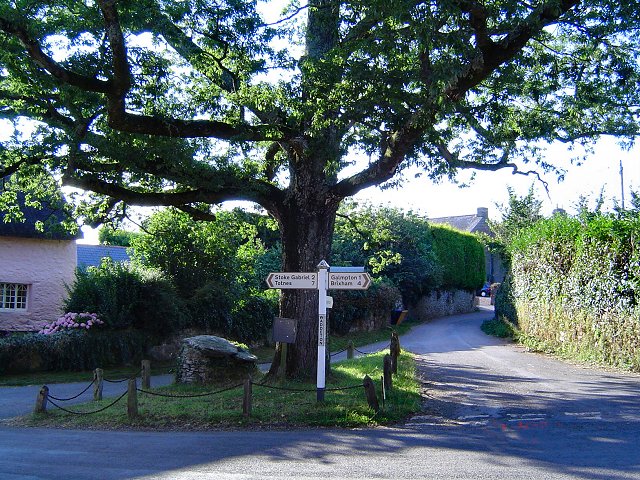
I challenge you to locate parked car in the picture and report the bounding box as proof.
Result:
[476,282,491,297]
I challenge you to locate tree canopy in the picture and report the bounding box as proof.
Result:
[1,0,639,377]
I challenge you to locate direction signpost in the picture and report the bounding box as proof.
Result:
[266,261,371,401]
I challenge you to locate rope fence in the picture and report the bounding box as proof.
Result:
[47,390,129,416]
[34,332,402,420]
[47,379,95,402]
[103,369,142,383]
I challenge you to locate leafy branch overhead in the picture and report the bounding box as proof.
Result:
[1,0,638,222]
[2,0,639,377]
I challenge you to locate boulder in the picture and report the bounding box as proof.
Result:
[176,335,258,385]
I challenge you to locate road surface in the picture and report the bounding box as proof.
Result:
[1,308,639,479]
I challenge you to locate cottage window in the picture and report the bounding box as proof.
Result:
[0,283,28,310]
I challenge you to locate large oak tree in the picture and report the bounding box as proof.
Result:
[1,0,639,377]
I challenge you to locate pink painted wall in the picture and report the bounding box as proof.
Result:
[0,237,77,331]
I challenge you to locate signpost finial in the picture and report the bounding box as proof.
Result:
[317,260,330,270]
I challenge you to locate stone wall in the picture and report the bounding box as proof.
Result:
[0,237,77,331]
[176,336,257,385]
[408,289,476,322]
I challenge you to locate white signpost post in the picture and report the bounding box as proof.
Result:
[266,260,371,401]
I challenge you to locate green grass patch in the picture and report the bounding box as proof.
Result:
[19,352,420,430]
[481,317,517,339]
[235,322,413,369]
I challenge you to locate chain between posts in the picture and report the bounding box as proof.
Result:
[136,383,244,398]
[253,381,363,393]
[103,369,142,383]
[47,390,129,415]
[47,379,95,402]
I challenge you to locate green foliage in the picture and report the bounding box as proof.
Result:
[487,185,544,267]
[64,259,186,338]
[130,208,268,295]
[431,225,486,290]
[498,208,640,371]
[130,208,277,341]
[333,202,442,305]
[480,317,517,339]
[3,0,640,376]
[331,202,485,330]
[0,330,150,375]
[98,226,140,247]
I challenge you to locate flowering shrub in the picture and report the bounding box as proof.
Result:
[39,312,104,335]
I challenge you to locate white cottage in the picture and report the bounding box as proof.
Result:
[0,195,80,332]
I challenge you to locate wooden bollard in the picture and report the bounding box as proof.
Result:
[127,378,138,420]
[347,341,354,359]
[93,368,104,401]
[390,331,400,375]
[383,354,393,394]
[141,359,151,389]
[243,378,252,417]
[34,385,49,414]
[362,375,379,412]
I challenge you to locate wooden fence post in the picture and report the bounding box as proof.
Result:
[390,331,400,375]
[243,378,252,417]
[383,354,393,394]
[34,385,49,414]
[347,341,354,359]
[362,375,379,412]
[141,359,151,389]
[93,368,104,401]
[127,378,138,420]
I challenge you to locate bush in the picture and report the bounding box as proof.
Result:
[332,203,442,306]
[64,259,186,338]
[186,280,277,342]
[0,330,151,374]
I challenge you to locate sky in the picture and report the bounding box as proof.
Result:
[352,137,640,222]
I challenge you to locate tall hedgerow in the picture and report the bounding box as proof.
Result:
[431,225,486,291]
[498,210,640,371]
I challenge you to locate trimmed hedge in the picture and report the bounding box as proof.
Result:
[431,225,486,290]
[497,212,640,371]
[0,329,151,375]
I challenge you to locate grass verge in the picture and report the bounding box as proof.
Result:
[480,317,517,339]
[16,352,420,430]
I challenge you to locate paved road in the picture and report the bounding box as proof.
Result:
[2,308,640,479]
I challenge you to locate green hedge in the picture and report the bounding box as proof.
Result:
[0,330,151,375]
[65,259,187,338]
[497,213,640,370]
[431,225,486,290]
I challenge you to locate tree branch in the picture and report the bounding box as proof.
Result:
[0,16,113,94]
[446,0,580,101]
[435,141,550,191]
